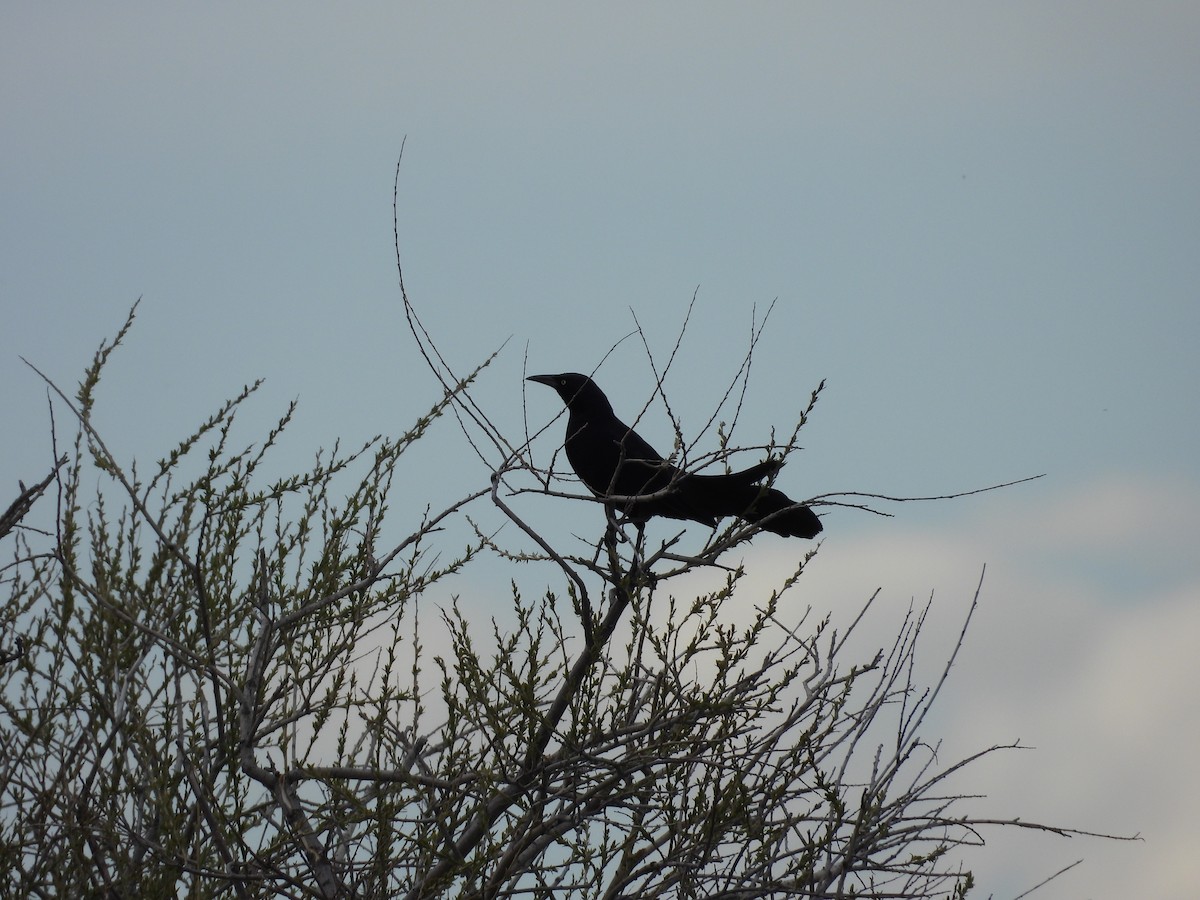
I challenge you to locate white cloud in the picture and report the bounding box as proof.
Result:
[720,471,1200,897]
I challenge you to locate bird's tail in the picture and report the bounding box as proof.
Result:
[684,458,821,539]
[740,487,822,539]
[723,458,783,486]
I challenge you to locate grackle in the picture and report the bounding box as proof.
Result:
[527,373,821,539]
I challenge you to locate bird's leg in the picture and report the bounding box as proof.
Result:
[593,506,629,570]
[603,504,626,548]
[602,508,623,572]
[628,522,660,594]
[604,504,632,544]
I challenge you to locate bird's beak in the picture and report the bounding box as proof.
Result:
[526,374,557,387]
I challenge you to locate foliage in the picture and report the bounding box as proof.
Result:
[0,303,1121,899]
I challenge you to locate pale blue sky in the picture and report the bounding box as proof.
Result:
[3,4,1198,896]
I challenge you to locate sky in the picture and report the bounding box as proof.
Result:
[3,3,1199,896]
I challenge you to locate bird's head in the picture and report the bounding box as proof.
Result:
[526,373,613,413]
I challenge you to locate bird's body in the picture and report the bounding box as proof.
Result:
[527,373,821,539]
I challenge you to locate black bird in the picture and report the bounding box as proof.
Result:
[527,373,821,539]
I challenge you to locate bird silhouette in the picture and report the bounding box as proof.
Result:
[527,373,821,539]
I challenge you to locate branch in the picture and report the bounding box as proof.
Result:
[0,457,65,542]
[812,474,1046,515]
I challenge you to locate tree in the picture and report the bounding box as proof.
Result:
[2,293,1128,898]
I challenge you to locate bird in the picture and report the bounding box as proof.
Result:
[527,373,821,539]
